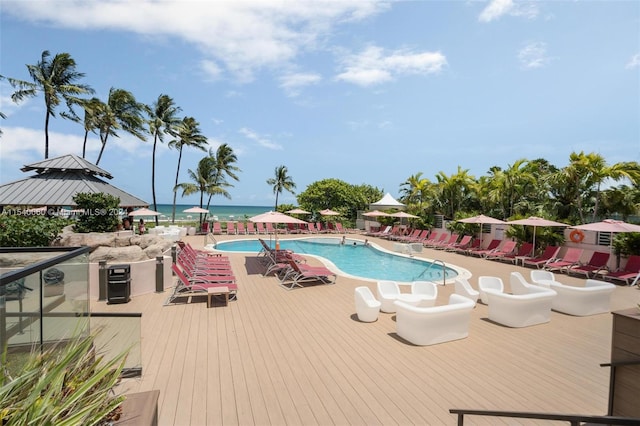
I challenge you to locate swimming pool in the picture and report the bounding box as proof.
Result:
[212,237,466,284]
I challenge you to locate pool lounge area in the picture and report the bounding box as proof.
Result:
[100,233,640,425]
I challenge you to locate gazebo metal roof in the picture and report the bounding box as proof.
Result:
[0,154,148,208]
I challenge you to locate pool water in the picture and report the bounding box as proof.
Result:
[212,237,458,283]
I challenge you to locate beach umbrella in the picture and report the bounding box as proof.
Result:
[458,214,506,244]
[128,207,160,217]
[570,219,640,234]
[183,206,209,214]
[286,208,310,215]
[507,216,568,254]
[249,211,307,249]
[390,211,419,219]
[362,210,390,217]
[319,208,340,216]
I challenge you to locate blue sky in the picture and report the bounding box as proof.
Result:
[1,0,638,207]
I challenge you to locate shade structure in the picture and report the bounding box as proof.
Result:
[319,208,340,216]
[507,216,568,254]
[458,214,506,244]
[128,207,160,217]
[570,219,640,233]
[390,211,419,219]
[285,208,310,215]
[183,206,210,214]
[362,210,390,217]
[370,193,405,210]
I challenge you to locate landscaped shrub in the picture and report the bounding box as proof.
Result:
[73,193,121,233]
[613,232,640,256]
[0,332,127,425]
[0,214,68,247]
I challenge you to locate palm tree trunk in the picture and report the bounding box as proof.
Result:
[152,137,159,226]
[95,138,107,165]
[82,131,88,158]
[171,147,183,224]
[44,111,51,159]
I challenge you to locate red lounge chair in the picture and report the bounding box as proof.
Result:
[434,233,460,250]
[335,223,345,234]
[266,222,276,234]
[212,222,222,235]
[522,246,561,269]
[544,248,584,272]
[246,222,256,234]
[236,222,246,235]
[167,264,237,305]
[226,221,236,235]
[445,235,472,252]
[456,238,480,255]
[256,223,266,234]
[501,242,534,264]
[281,260,336,290]
[468,239,501,257]
[606,255,640,285]
[307,223,317,233]
[566,251,610,278]
[484,240,518,260]
[425,233,448,248]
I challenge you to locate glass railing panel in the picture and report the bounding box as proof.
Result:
[90,314,142,374]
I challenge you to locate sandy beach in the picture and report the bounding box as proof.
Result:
[97,232,640,425]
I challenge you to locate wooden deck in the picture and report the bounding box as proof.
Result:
[93,233,640,425]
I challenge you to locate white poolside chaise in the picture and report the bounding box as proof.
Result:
[541,279,615,316]
[394,294,475,346]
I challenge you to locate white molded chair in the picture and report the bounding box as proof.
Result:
[377,280,401,313]
[454,278,479,305]
[410,281,438,307]
[354,286,382,322]
[530,270,557,288]
[546,279,615,316]
[510,271,544,295]
[478,276,504,304]
[394,294,475,346]
[484,285,557,328]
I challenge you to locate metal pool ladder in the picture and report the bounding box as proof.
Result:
[415,259,448,286]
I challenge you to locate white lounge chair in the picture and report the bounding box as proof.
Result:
[546,279,615,316]
[454,278,479,305]
[354,286,382,322]
[377,280,401,313]
[478,276,504,304]
[484,285,557,328]
[394,294,475,346]
[410,281,438,307]
[530,270,557,288]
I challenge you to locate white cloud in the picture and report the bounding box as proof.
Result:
[3,0,388,83]
[279,72,322,97]
[479,0,538,23]
[518,42,550,69]
[626,53,640,69]
[336,46,447,87]
[238,127,282,150]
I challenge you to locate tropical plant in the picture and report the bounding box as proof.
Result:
[176,155,216,217]
[79,97,104,159]
[72,192,121,233]
[8,50,94,158]
[0,214,68,247]
[147,94,182,224]
[267,165,296,210]
[94,88,147,165]
[433,166,476,218]
[0,332,127,425]
[205,144,241,211]
[168,117,208,223]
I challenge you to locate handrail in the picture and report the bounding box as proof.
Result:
[206,232,217,247]
[600,358,640,415]
[601,359,640,368]
[449,409,640,425]
[0,246,90,286]
[414,259,447,286]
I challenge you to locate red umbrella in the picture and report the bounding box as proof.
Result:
[249,211,307,249]
[571,219,640,233]
[319,208,340,216]
[362,210,390,217]
[458,214,506,244]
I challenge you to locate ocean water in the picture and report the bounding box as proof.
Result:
[152,204,271,222]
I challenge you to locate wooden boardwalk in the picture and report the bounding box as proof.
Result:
[94,233,640,425]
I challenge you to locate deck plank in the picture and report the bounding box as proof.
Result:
[94,233,639,425]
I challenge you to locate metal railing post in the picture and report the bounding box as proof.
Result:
[98,260,107,301]
[155,256,164,293]
[171,245,177,264]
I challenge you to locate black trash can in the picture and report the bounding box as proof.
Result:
[107,265,131,304]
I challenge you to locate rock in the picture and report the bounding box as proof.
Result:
[138,235,164,249]
[89,245,148,263]
[115,236,133,247]
[143,243,165,259]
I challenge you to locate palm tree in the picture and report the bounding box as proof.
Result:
[399,172,432,210]
[267,165,296,210]
[8,50,93,158]
[94,88,147,165]
[205,144,241,211]
[168,117,208,223]
[79,97,103,158]
[147,94,182,224]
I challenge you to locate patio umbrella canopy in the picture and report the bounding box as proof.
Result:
[362,210,390,217]
[507,216,568,254]
[128,207,160,217]
[319,208,340,216]
[458,214,506,245]
[183,206,209,214]
[571,219,640,233]
[249,211,307,249]
[285,208,311,215]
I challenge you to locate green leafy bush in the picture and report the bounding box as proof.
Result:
[0,333,127,425]
[0,214,68,247]
[73,193,121,233]
[613,232,640,256]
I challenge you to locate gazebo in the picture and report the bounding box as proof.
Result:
[0,154,148,209]
[369,193,405,211]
